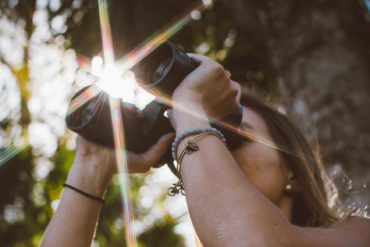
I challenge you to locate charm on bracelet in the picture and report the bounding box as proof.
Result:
[184,140,199,154]
[168,131,226,196]
[168,181,185,196]
[168,139,200,196]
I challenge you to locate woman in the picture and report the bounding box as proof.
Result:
[41,54,370,246]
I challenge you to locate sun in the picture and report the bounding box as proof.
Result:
[91,55,137,103]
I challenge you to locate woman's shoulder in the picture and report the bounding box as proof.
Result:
[328,216,370,242]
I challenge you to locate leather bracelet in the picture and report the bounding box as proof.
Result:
[63,183,105,204]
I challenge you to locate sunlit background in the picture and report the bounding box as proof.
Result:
[1,0,370,246]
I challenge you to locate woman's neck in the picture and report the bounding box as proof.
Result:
[276,196,294,222]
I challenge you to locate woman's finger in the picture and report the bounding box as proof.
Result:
[167,109,176,129]
[231,80,241,102]
[187,53,211,63]
[225,70,231,79]
[141,132,175,168]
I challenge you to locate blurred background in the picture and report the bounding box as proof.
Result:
[1,0,370,246]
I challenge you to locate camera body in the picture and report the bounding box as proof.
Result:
[66,42,243,173]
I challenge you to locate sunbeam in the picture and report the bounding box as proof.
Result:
[0,138,30,167]
[98,0,114,64]
[98,0,138,245]
[115,1,211,73]
[67,1,211,116]
[139,86,307,161]
[65,0,308,245]
[66,85,101,116]
[109,98,137,247]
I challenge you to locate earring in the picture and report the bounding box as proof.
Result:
[285,184,293,192]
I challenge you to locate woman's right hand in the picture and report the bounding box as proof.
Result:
[68,132,174,197]
[75,132,175,175]
[42,133,174,247]
[171,54,240,128]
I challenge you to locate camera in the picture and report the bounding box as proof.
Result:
[66,42,243,173]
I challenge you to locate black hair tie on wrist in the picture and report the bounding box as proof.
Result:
[63,183,105,204]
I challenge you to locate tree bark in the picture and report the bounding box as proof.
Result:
[221,0,370,211]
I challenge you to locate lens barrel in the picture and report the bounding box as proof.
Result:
[65,86,146,152]
[66,41,244,171]
[132,42,198,96]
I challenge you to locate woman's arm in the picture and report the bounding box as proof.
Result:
[41,134,174,247]
[40,153,111,247]
[175,115,369,247]
[175,114,294,246]
[171,55,370,247]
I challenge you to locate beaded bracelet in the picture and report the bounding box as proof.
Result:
[171,127,226,162]
[168,129,226,196]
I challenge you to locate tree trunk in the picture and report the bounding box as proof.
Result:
[222,0,370,211]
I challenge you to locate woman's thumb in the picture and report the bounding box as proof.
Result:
[142,132,175,167]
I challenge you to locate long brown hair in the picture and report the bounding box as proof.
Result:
[240,89,343,226]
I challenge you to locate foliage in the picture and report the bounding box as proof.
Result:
[1,0,370,246]
[0,0,187,245]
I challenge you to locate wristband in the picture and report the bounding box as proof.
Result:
[63,183,105,204]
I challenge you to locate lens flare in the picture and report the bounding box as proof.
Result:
[0,138,30,167]
[98,0,114,64]
[93,2,212,245]
[69,1,210,115]
[76,54,92,71]
[210,120,307,160]
[66,1,308,246]
[109,98,137,247]
[91,56,104,76]
[98,0,138,246]
[139,86,307,160]
[66,85,101,116]
[115,1,209,73]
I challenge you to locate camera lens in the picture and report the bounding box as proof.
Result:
[67,87,101,128]
[135,43,173,84]
[152,57,172,82]
[133,42,198,96]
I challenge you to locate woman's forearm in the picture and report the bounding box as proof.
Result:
[176,116,292,247]
[40,156,112,247]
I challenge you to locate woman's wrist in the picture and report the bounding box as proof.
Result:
[173,109,211,134]
[66,155,114,198]
[172,95,210,129]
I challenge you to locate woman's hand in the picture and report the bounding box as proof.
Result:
[74,103,175,178]
[68,132,174,198]
[75,132,175,175]
[171,54,240,129]
[41,114,174,247]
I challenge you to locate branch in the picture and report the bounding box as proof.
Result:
[0,55,15,74]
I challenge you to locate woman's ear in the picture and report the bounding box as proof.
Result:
[283,163,301,194]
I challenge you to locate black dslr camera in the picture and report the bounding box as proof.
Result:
[66,42,243,174]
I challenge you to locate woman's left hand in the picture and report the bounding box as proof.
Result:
[171,54,240,130]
